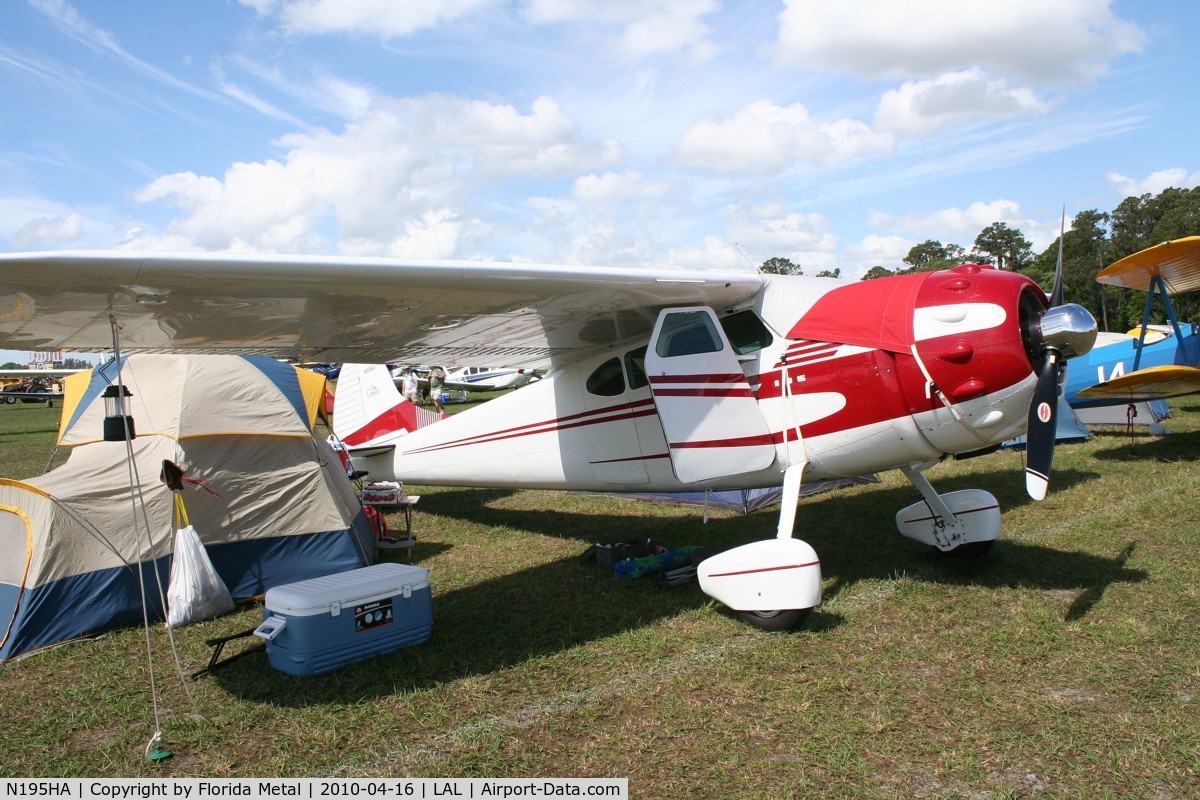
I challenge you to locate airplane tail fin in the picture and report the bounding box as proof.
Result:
[332,363,445,448]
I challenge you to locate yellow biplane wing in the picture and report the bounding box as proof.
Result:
[1096,236,1200,294]
[1076,364,1200,401]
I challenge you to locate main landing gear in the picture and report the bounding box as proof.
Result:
[697,462,1001,631]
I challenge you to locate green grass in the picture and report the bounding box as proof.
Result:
[1,397,1198,798]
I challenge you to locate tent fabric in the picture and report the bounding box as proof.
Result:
[57,354,326,445]
[0,354,373,661]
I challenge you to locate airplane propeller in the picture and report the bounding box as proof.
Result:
[1023,208,1096,500]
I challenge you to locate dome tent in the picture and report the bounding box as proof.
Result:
[0,354,374,661]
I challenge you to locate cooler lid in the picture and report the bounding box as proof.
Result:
[265,562,430,614]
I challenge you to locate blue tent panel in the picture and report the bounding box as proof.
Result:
[1,525,370,662]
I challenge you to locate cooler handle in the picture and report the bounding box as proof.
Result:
[253,615,288,641]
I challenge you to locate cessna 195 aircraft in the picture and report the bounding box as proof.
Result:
[0,249,1096,629]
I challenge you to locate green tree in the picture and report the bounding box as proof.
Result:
[1149,186,1200,243]
[62,357,94,369]
[759,257,803,275]
[860,265,894,281]
[1,361,23,370]
[972,222,1033,271]
[815,267,841,278]
[903,240,965,269]
[1024,209,1109,317]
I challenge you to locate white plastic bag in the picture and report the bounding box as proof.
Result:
[166,524,234,628]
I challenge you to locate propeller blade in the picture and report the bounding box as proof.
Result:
[1050,205,1065,307]
[1025,351,1060,501]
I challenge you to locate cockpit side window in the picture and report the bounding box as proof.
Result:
[625,346,648,390]
[586,357,626,396]
[720,309,773,355]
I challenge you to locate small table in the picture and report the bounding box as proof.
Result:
[369,495,420,560]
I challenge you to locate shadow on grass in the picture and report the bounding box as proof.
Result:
[210,467,1143,706]
[211,550,711,706]
[1089,430,1200,463]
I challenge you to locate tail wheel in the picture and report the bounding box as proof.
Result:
[736,608,812,632]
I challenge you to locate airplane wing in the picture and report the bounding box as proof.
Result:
[1075,364,1200,401]
[0,390,63,405]
[1096,236,1200,294]
[0,368,84,378]
[0,251,763,369]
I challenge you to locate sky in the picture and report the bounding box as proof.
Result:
[1,0,1198,293]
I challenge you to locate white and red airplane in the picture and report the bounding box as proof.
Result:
[0,250,1096,629]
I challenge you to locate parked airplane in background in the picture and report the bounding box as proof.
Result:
[0,367,81,405]
[390,364,537,394]
[0,249,1096,629]
[1067,237,1200,407]
[442,365,538,392]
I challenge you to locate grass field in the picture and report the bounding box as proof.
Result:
[0,397,1197,798]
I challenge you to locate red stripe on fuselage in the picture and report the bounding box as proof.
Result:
[402,399,658,455]
[652,387,757,398]
[648,373,747,384]
[670,433,778,449]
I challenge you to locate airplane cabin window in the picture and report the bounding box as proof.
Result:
[586,357,626,396]
[655,311,723,358]
[720,310,773,355]
[625,346,648,390]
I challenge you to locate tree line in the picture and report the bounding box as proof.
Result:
[762,186,1200,332]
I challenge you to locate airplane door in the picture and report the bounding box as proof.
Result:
[644,307,777,483]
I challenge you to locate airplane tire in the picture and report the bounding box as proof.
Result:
[941,540,995,559]
[4,396,15,405]
[736,608,811,632]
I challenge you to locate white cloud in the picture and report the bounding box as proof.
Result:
[340,208,489,259]
[841,234,913,278]
[131,94,620,253]
[675,100,893,175]
[875,69,1052,136]
[571,171,669,209]
[30,0,222,101]
[1107,168,1200,197]
[219,56,376,121]
[664,202,840,272]
[216,80,307,127]
[277,0,498,37]
[10,212,84,248]
[773,0,1145,85]
[523,0,720,60]
[869,200,1028,247]
[236,0,278,14]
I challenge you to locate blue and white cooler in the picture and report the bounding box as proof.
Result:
[254,562,432,676]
